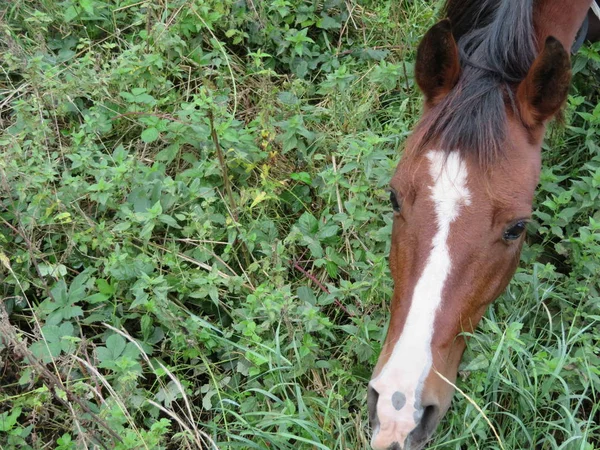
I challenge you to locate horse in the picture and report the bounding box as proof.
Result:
[367,1,594,449]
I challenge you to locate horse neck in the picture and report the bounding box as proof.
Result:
[534,0,593,50]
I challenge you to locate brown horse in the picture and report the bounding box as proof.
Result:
[368,1,593,449]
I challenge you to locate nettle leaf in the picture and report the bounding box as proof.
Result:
[298,212,319,234]
[340,324,358,335]
[0,407,22,432]
[120,91,135,102]
[278,91,300,106]
[128,187,152,213]
[140,221,155,240]
[291,59,309,79]
[141,127,160,143]
[362,48,389,61]
[155,144,180,163]
[318,225,338,240]
[39,263,68,278]
[290,172,311,184]
[135,93,156,105]
[317,15,340,30]
[297,286,316,305]
[97,279,116,296]
[79,0,94,15]
[147,200,163,216]
[69,271,88,302]
[325,260,338,278]
[51,280,69,305]
[301,235,323,258]
[112,221,131,232]
[282,134,298,152]
[158,214,181,228]
[63,6,78,22]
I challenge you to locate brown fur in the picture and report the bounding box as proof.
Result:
[534,0,594,51]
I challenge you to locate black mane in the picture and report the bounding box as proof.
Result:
[415,0,538,165]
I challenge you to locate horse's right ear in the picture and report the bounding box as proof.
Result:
[415,19,460,105]
[517,37,571,127]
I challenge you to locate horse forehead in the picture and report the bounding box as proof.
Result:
[392,147,539,206]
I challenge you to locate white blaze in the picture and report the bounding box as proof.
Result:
[370,151,471,448]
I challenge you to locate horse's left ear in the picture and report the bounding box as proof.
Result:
[517,37,571,126]
[415,19,461,105]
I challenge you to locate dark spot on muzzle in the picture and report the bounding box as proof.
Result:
[391,391,406,411]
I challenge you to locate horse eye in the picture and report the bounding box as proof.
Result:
[389,191,402,213]
[503,220,527,241]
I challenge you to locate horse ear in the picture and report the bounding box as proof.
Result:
[415,19,460,105]
[517,37,571,126]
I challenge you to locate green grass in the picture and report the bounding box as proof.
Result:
[1,0,599,449]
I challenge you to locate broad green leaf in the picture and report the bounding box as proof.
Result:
[158,214,181,228]
[97,334,127,364]
[113,221,131,232]
[155,144,180,163]
[278,91,300,106]
[79,0,94,15]
[50,280,68,305]
[0,407,22,432]
[97,279,115,295]
[290,172,311,184]
[316,15,340,30]
[30,341,61,363]
[298,212,319,234]
[141,127,159,143]
[297,286,316,305]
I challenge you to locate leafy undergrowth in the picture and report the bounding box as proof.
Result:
[0,0,599,449]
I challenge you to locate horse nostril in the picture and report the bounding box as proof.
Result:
[367,384,380,430]
[410,404,439,442]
